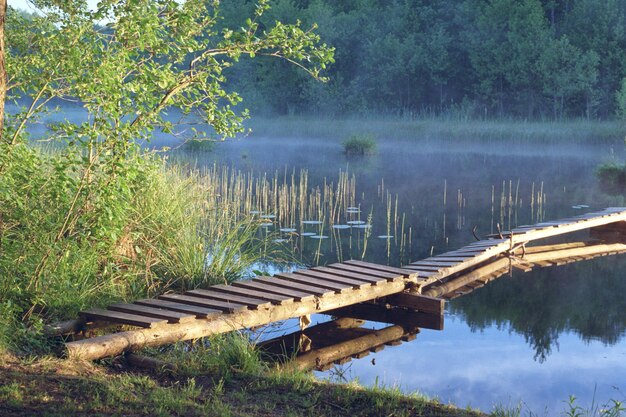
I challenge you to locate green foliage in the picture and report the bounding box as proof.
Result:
[343,133,377,156]
[151,332,267,379]
[562,395,626,417]
[0,0,332,353]
[182,139,217,152]
[211,0,626,119]
[597,162,626,195]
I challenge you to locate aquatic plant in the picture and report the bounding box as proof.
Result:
[181,139,216,153]
[343,133,377,156]
[597,162,626,196]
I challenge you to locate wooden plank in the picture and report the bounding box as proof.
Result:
[185,289,272,309]
[79,308,168,328]
[209,284,294,305]
[444,248,486,254]
[232,280,315,302]
[159,294,247,313]
[414,270,438,277]
[134,299,222,319]
[252,276,334,297]
[468,239,507,247]
[520,243,626,264]
[311,266,388,285]
[274,272,353,293]
[510,211,626,246]
[511,262,533,272]
[410,260,460,267]
[403,265,443,272]
[517,241,590,254]
[292,269,372,289]
[107,303,196,324]
[385,293,445,315]
[67,273,422,360]
[425,256,476,261]
[343,260,418,278]
[326,263,405,282]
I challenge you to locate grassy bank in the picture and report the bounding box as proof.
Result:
[246,116,625,144]
[0,352,486,417]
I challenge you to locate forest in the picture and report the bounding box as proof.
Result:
[220,0,626,120]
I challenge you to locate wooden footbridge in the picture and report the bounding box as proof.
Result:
[61,207,626,361]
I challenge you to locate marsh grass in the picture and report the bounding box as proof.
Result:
[343,133,377,155]
[597,162,626,196]
[181,139,216,152]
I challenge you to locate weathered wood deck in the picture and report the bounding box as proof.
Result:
[64,207,626,361]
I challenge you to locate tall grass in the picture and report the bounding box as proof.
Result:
[0,148,284,353]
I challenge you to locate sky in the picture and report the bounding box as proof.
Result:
[10,0,100,13]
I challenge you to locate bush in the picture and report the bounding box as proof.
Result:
[343,133,377,156]
[181,140,216,152]
[597,162,626,196]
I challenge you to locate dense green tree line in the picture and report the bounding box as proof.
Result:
[222,0,626,119]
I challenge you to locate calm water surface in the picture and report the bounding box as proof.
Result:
[173,128,626,415]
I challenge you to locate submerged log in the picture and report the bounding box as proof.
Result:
[282,324,412,372]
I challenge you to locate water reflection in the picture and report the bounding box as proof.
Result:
[453,253,626,362]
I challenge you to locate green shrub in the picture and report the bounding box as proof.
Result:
[597,162,626,196]
[343,133,377,156]
[182,139,216,152]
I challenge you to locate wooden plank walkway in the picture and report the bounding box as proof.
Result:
[407,207,626,288]
[64,207,626,360]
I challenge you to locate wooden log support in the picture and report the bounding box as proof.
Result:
[66,274,421,360]
[384,293,445,315]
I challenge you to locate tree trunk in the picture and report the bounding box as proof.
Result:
[0,0,6,140]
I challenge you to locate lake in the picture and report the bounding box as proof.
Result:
[166,122,626,415]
